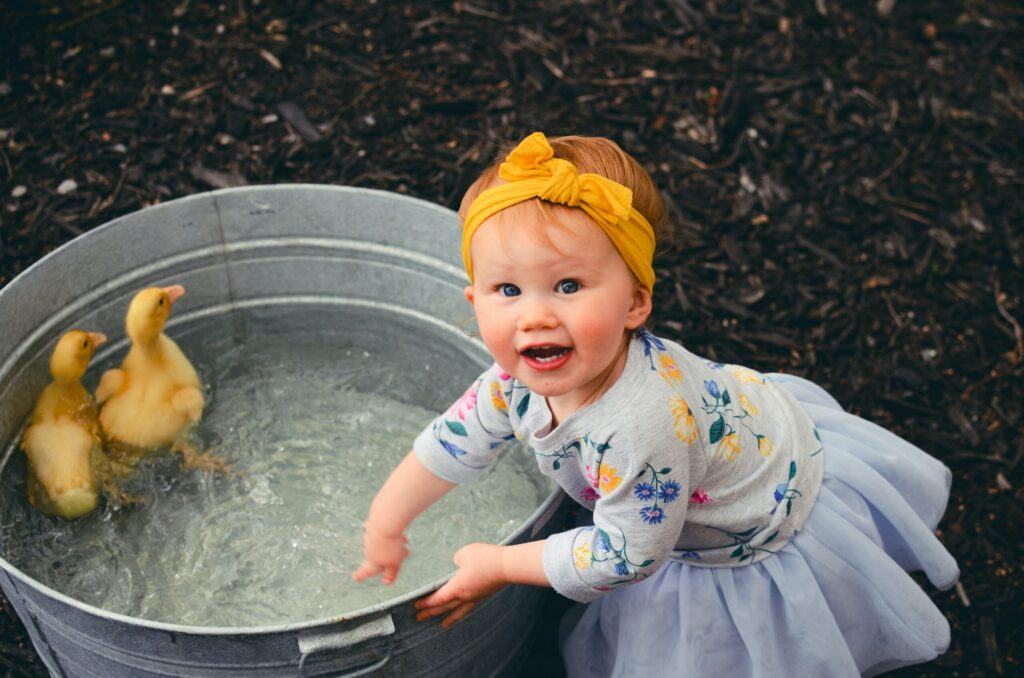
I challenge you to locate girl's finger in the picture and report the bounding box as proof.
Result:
[381,564,401,584]
[351,561,381,582]
[415,598,463,622]
[441,602,477,629]
[415,584,457,609]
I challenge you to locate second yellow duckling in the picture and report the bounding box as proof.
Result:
[21,330,107,520]
[96,285,227,473]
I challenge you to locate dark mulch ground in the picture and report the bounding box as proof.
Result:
[1,1,1022,676]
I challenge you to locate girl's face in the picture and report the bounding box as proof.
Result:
[464,204,652,415]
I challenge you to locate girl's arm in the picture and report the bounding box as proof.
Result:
[413,540,549,628]
[352,450,456,584]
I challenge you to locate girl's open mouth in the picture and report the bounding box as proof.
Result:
[521,345,573,370]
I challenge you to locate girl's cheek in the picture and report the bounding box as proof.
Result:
[481,338,518,382]
[576,313,621,346]
[476,314,515,362]
[479,325,503,353]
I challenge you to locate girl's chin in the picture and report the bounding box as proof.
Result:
[513,374,577,399]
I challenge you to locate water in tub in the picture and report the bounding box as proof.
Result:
[0,306,554,626]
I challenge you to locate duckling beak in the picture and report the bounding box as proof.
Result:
[88,332,108,347]
[164,285,186,305]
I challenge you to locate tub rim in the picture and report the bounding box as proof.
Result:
[0,183,461,300]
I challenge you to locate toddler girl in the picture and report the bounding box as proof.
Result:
[353,131,958,677]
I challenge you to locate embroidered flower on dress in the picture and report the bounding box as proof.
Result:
[733,367,764,384]
[640,506,665,524]
[771,461,802,516]
[498,371,512,381]
[586,529,653,587]
[574,544,592,570]
[689,487,713,504]
[489,380,507,414]
[670,396,699,444]
[439,439,467,459]
[580,486,600,502]
[757,435,775,458]
[637,328,667,369]
[703,376,768,461]
[451,386,477,421]
[658,480,682,503]
[738,393,759,416]
[633,482,656,500]
[720,432,741,462]
[598,463,622,494]
[637,328,666,354]
[634,463,680,525]
[657,353,681,384]
[704,379,721,399]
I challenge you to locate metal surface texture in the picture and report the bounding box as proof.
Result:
[0,185,564,677]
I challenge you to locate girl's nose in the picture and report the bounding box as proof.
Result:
[517,296,558,331]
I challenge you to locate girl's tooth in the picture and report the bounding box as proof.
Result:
[533,348,568,363]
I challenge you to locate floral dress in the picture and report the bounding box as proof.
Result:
[414,329,824,603]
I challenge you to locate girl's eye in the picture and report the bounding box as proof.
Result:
[558,279,581,294]
[498,283,521,297]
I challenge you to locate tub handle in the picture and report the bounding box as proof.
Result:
[298,614,395,676]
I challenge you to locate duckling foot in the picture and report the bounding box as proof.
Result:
[172,440,232,476]
[98,442,144,475]
[102,480,144,510]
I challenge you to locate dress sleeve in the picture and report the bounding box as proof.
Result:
[413,364,517,484]
[541,430,689,603]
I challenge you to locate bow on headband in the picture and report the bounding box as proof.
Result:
[462,132,656,292]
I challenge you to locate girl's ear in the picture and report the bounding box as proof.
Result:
[464,285,475,305]
[625,285,653,330]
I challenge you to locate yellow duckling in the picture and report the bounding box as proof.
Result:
[96,285,227,473]
[21,330,107,519]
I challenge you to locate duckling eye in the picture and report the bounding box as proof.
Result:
[82,339,89,348]
[158,298,165,307]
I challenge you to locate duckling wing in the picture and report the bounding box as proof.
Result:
[170,386,204,423]
[99,375,195,448]
[22,418,97,498]
[95,368,126,404]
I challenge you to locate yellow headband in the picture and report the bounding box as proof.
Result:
[462,132,656,292]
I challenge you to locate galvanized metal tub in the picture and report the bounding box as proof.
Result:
[0,185,565,677]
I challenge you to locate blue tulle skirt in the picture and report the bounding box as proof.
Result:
[561,374,959,678]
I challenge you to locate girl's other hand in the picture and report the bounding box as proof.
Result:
[414,543,507,628]
[352,528,410,585]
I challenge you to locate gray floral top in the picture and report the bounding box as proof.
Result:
[414,329,824,603]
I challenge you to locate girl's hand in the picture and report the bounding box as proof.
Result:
[414,543,507,628]
[352,528,410,585]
